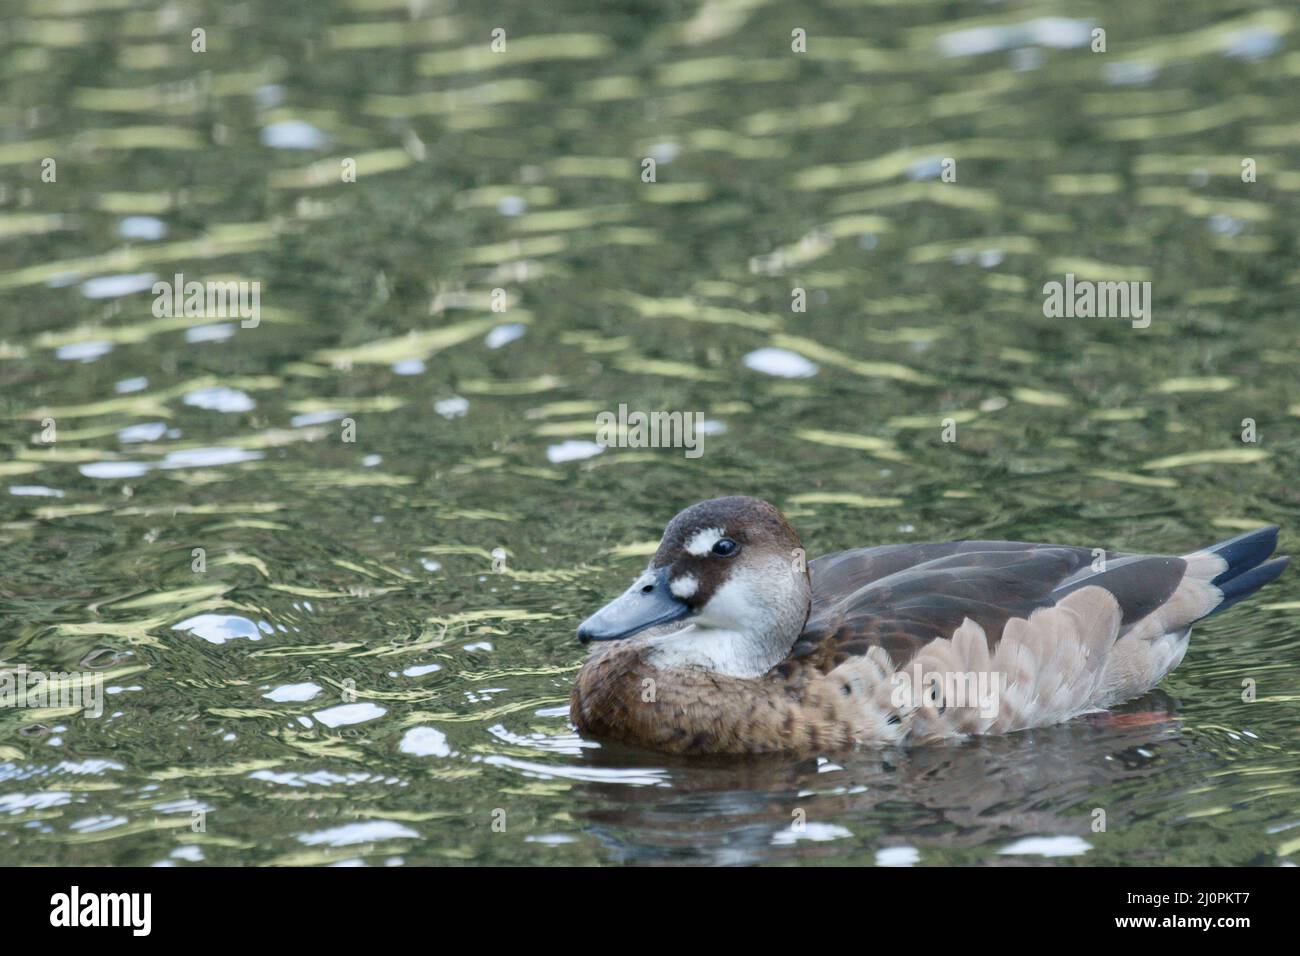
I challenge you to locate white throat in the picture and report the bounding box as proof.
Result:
[644,624,785,678]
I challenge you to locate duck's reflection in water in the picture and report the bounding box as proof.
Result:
[568,693,1192,865]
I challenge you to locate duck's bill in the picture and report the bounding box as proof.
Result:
[577,567,690,643]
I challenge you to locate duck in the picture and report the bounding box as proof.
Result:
[570,496,1288,755]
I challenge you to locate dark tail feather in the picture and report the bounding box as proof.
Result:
[1208,525,1280,586]
[1208,556,1289,616]
[1199,523,1288,617]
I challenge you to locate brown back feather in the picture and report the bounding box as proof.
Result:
[793,541,1187,673]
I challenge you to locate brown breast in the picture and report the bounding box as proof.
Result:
[571,641,867,755]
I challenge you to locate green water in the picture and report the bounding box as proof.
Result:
[1,0,1298,865]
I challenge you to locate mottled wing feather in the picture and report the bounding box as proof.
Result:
[790,541,1187,673]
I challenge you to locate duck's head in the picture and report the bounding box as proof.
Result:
[577,497,811,676]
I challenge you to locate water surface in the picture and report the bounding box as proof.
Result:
[1,0,1298,865]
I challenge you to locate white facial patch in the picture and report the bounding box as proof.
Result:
[694,566,774,635]
[669,575,698,599]
[685,527,726,557]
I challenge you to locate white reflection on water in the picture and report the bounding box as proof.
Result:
[250,769,399,788]
[771,822,852,845]
[80,461,150,479]
[399,726,453,757]
[486,723,597,756]
[998,835,1092,857]
[114,376,148,393]
[546,439,603,463]
[313,702,387,727]
[876,846,921,866]
[402,663,442,676]
[1104,60,1159,85]
[185,323,235,343]
[263,682,323,702]
[80,272,155,299]
[69,814,128,833]
[0,792,72,814]
[291,409,344,427]
[260,120,328,150]
[434,395,469,418]
[81,446,261,477]
[938,17,1093,57]
[1,759,122,782]
[743,347,818,378]
[172,613,263,645]
[485,323,526,349]
[119,216,167,240]
[56,340,113,362]
[1224,26,1282,60]
[9,485,64,497]
[297,821,417,847]
[496,195,527,216]
[183,385,255,413]
[483,754,670,787]
[118,422,167,443]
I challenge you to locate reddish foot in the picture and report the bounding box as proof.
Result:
[1096,711,1172,728]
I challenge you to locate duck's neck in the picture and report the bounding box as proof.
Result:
[642,624,789,678]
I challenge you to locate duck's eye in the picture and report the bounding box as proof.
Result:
[711,537,739,557]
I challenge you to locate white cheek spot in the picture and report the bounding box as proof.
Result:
[670,575,698,599]
[685,527,726,557]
